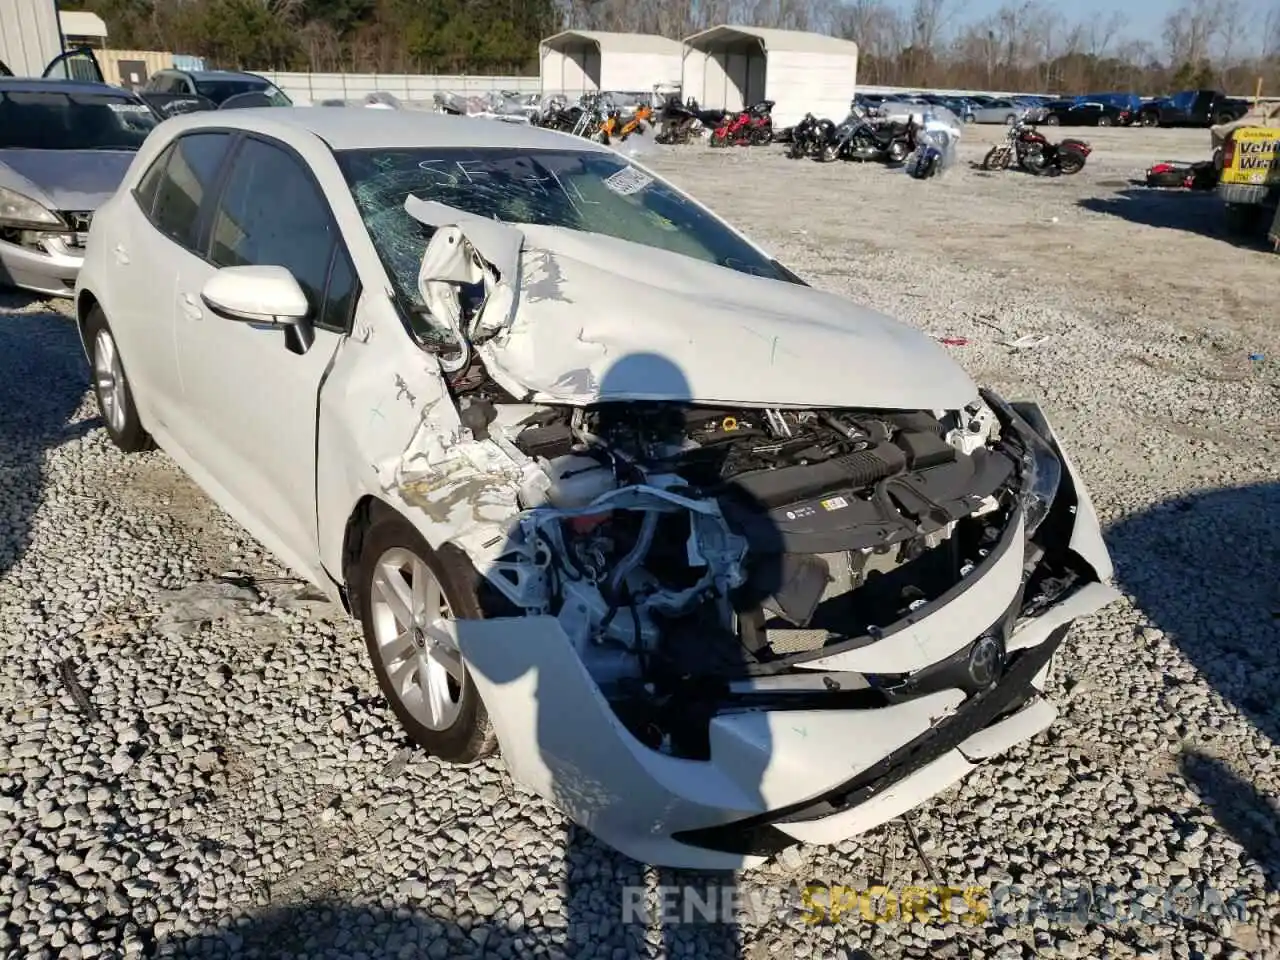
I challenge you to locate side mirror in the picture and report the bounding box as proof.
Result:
[201,265,308,324]
[202,266,315,354]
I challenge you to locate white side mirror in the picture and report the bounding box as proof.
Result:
[201,265,309,326]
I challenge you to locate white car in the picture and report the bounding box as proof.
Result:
[74,108,1118,870]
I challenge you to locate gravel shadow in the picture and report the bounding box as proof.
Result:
[1107,482,1280,885]
[1077,188,1264,246]
[0,292,95,578]
[1181,749,1280,893]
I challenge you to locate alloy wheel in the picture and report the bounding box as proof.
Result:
[369,547,465,731]
[93,328,127,436]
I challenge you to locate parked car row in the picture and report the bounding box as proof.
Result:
[856,89,1252,128]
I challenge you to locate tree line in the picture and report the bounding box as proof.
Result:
[61,0,1280,95]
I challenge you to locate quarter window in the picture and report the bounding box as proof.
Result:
[132,142,173,218]
[209,137,337,318]
[150,132,232,251]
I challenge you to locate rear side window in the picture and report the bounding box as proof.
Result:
[149,132,232,251]
[133,143,174,218]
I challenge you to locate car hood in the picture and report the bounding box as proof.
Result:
[0,149,135,211]
[408,199,977,410]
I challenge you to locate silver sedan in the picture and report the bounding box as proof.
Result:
[971,97,1030,125]
[0,79,160,297]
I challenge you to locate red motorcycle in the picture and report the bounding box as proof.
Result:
[981,120,1091,175]
[710,100,775,147]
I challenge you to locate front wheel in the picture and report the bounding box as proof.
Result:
[1140,112,1159,127]
[357,515,497,763]
[818,142,840,162]
[1044,114,1060,125]
[85,307,153,453]
[709,130,728,147]
[1005,114,1017,125]
[981,146,1007,170]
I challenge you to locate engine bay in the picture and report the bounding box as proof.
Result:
[443,387,1041,755]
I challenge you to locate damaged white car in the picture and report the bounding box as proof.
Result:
[75,109,1118,870]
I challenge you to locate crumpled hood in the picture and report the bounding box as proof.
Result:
[0,149,135,211]
[477,226,978,410]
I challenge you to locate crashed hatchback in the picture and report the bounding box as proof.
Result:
[74,109,1118,870]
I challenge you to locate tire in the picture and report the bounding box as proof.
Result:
[886,141,908,164]
[964,114,975,124]
[1224,202,1265,237]
[1045,114,1060,125]
[1215,112,1234,126]
[1097,115,1113,127]
[1058,152,1086,175]
[818,143,839,162]
[84,306,153,453]
[981,146,1006,170]
[356,514,497,764]
[1140,111,1159,127]
[1005,114,1017,125]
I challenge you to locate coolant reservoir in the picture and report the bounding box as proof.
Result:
[520,455,617,509]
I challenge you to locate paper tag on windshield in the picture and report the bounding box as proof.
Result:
[107,103,153,114]
[603,166,652,196]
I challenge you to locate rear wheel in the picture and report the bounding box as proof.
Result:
[357,515,497,763]
[1097,115,1113,127]
[818,142,840,162]
[1058,151,1086,175]
[1005,114,1017,125]
[1045,114,1060,125]
[85,307,152,453]
[1140,111,1159,127]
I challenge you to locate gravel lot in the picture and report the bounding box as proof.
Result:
[1,123,1277,960]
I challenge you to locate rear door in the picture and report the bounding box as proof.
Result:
[171,134,353,577]
[107,131,235,433]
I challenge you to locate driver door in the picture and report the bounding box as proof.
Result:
[42,48,104,82]
[170,135,355,581]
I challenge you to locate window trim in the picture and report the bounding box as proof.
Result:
[203,130,358,332]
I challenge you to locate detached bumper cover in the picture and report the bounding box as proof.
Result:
[451,402,1118,869]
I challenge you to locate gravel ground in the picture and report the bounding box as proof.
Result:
[1,123,1277,960]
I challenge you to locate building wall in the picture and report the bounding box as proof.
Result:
[0,0,63,77]
[540,44,600,95]
[766,50,858,128]
[96,50,174,89]
[598,51,681,93]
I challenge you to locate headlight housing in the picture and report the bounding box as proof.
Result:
[0,186,62,230]
[982,392,1062,538]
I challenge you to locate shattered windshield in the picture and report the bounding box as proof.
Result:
[335,147,788,314]
[0,90,160,150]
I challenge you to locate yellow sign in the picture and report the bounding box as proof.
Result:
[1223,127,1280,185]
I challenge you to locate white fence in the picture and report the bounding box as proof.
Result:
[251,71,538,104]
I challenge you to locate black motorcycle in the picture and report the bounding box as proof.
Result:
[785,113,826,158]
[819,106,916,164]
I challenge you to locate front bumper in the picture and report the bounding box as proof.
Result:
[0,235,84,298]
[450,404,1117,870]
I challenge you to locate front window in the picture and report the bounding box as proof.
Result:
[0,90,160,150]
[336,146,789,321]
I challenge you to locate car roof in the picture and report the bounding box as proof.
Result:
[0,78,137,97]
[160,106,617,153]
[188,70,268,82]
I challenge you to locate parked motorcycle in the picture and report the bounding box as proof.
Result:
[818,105,916,164]
[710,100,774,147]
[981,120,1091,175]
[785,113,826,159]
[616,102,654,140]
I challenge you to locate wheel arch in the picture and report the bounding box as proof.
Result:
[75,288,100,357]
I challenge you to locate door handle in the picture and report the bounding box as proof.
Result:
[179,293,202,321]
[112,243,129,265]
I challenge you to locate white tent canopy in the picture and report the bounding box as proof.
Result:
[540,30,682,96]
[59,10,108,41]
[681,25,858,128]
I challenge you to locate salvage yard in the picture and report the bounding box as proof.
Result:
[1,122,1277,960]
